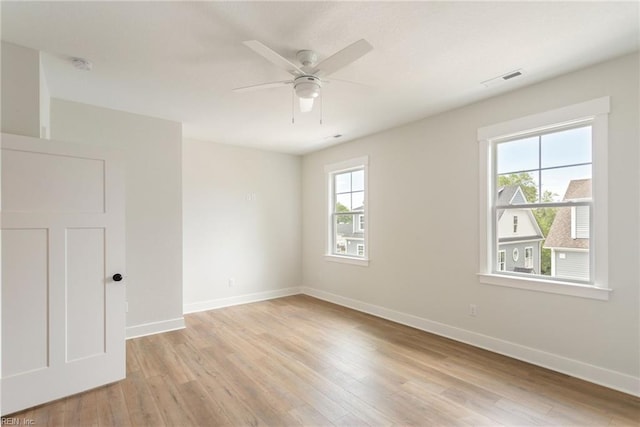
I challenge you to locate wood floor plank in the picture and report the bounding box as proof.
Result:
[64,388,98,427]
[176,380,234,426]
[146,374,200,426]
[5,295,639,426]
[96,383,132,427]
[119,371,165,426]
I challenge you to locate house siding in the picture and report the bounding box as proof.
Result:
[336,221,364,256]
[554,250,589,281]
[575,206,589,239]
[511,190,527,204]
[498,241,541,274]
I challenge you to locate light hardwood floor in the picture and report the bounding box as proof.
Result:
[7,295,640,426]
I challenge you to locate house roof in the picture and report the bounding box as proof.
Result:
[563,178,592,200]
[499,235,544,243]
[543,179,591,250]
[497,185,525,220]
[496,185,544,240]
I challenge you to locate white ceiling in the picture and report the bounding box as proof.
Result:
[2,1,638,154]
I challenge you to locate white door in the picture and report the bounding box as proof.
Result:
[1,133,125,415]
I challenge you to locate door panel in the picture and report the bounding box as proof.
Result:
[1,149,105,213]
[1,133,125,415]
[66,227,106,362]
[1,228,49,377]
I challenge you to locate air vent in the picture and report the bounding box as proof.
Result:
[502,71,522,80]
[482,69,524,87]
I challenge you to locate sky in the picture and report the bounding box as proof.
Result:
[497,125,592,201]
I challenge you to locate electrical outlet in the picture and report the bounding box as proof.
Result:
[228,278,235,288]
[125,301,129,313]
[469,304,478,317]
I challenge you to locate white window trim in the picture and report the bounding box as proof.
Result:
[524,246,533,269]
[477,97,611,301]
[324,156,369,266]
[497,250,506,271]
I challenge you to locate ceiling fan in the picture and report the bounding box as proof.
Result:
[234,39,373,113]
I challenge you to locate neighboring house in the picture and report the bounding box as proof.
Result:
[544,179,591,281]
[497,185,544,274]
[336,208,365,256]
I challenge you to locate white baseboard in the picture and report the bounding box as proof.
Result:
[126,317,185,339]
[183,287,302,314]
[300,287,640,397]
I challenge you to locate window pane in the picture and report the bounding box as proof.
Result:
[333,214,364,258]
[541,165,591,202]
[496,206,590,282]
[497,136,539,174]
[335,193,351,211]
[496,172,539,204]
[335,172,351,194]
[541,126,591,169]
[352,191,364,211]
[351,170,364,192]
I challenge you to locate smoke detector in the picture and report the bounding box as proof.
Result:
[71,57,92,71]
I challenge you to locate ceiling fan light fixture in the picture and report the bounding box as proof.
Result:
[294,76,321,99]
[299,97,314,113]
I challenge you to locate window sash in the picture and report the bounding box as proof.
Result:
[325,158,368,262]
[331,212,366,257]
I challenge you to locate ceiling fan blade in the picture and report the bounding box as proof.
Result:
[323,78,371,88]
[243,40,304,77]
[312,39,373,77]
[232,80,292,93]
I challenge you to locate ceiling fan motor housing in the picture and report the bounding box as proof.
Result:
[294,76,321,99]
[296,50,318,67]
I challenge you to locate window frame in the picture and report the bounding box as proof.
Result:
[497,250,506,271]
[524,246,534,269]
[324,156,369,266]
[477,97,611,300]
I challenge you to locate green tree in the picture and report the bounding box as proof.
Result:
[532,190,557,275]
[498,173,538,202]
[335,202,352,224]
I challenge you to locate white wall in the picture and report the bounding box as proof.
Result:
[38,52,50,139]
[182,139,301,312]
[50,99,184,337]
[1,42,40,137]
[302,53,639,394]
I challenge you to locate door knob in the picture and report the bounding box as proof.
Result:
[112,274,124,282]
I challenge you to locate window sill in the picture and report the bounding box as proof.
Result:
[477,273,611,301]
[324,254,369,267]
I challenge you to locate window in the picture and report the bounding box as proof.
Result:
[497,250,506,271]
[325,156,369,266]
[512,248,519,262]
[478,97,611,300]
[524,247,533,269]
